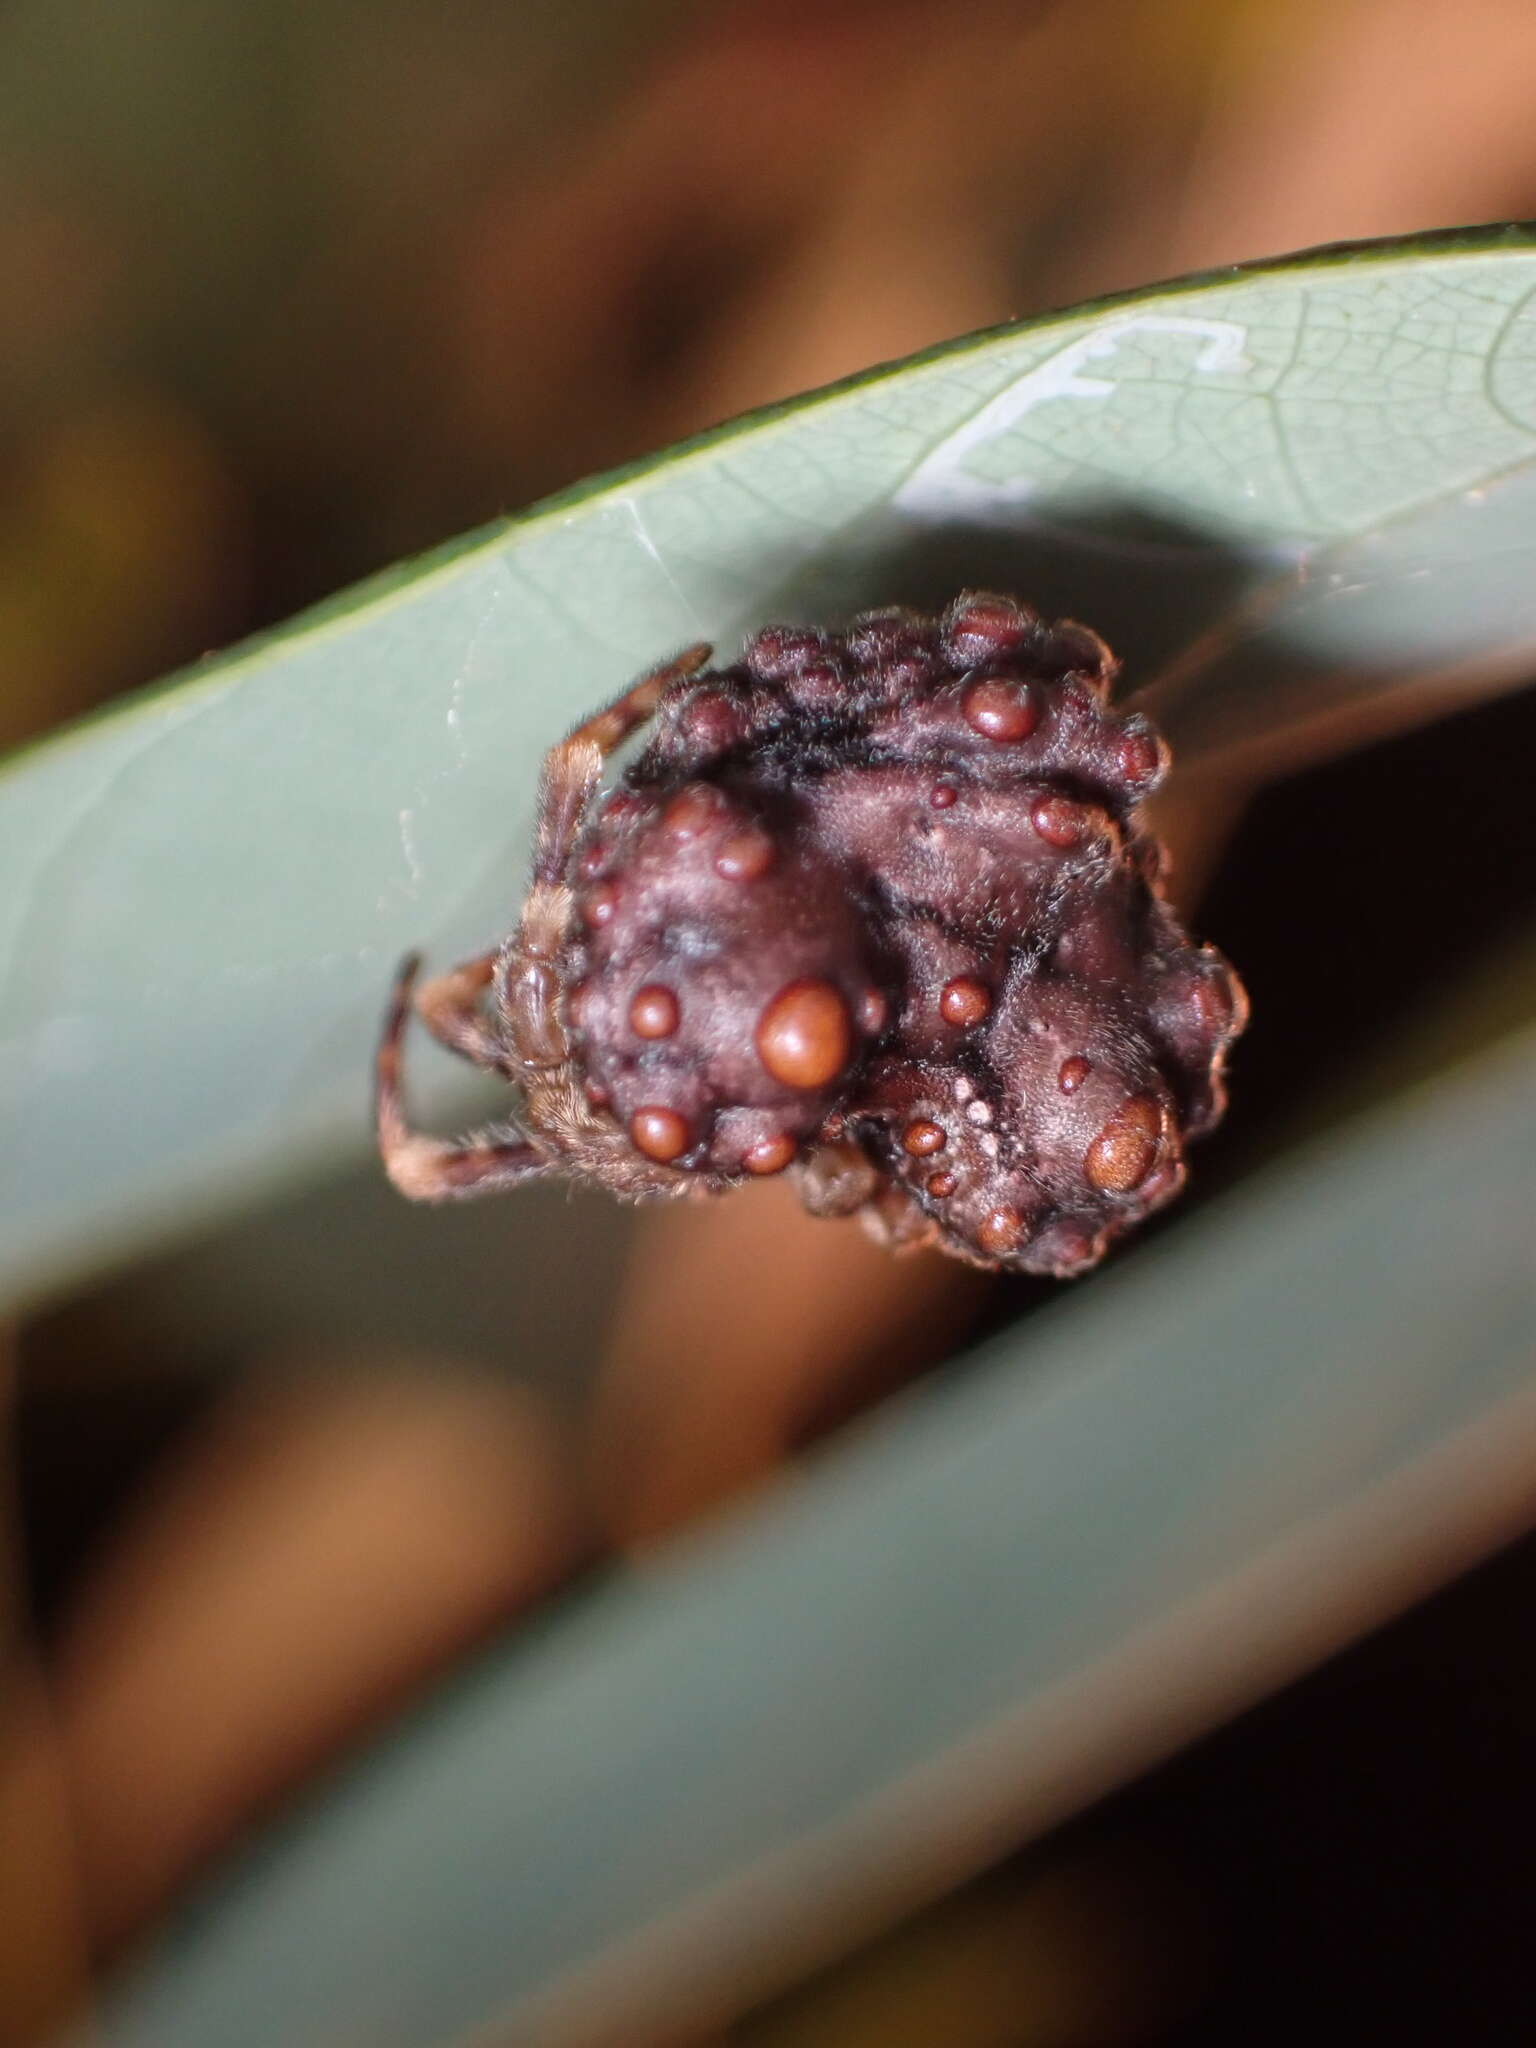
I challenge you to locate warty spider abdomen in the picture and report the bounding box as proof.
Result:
[377,592,1246,1277]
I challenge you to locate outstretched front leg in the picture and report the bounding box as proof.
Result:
[521,643,711,959]
[376,954,550,1201]
[532,640,711,887]
[381,645,712,1197]
[412,949,512,1073]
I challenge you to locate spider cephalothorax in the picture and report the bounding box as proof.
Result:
[376,592,1246,1276]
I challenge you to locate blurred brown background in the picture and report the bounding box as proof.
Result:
[4,1,1536,2041]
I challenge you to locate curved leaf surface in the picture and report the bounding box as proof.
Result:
[3,227,1536,1308]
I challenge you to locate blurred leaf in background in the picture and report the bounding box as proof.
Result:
[3,3,1536,2045]
[2,225,1533,2046]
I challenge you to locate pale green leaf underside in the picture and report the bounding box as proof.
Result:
[4,227,1536,1308]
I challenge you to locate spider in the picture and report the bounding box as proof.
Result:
[376,593,1246,1277]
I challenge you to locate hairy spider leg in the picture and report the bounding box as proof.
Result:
[412,949,511,1073]
[530,642,712,891]
[512,643,714,1058]
[381,645,713,1198]
[376,953,550,1200]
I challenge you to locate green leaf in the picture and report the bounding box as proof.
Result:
[8,222,1529,2044]
[5,225,1536,1310]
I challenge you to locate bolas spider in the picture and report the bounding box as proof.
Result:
[376,592,1246,1276]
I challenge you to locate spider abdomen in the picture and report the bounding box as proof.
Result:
[550,592,1245,1274]
[565,781,889,1176]
[380,592,1244,1278]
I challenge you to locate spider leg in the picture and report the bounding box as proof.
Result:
[531,641,712,888]
[413,950,511,1074]
[376,953,550,1201]
[794,1141,882,1218]
[859,1182,940,1256]
[409,643,711,1084]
